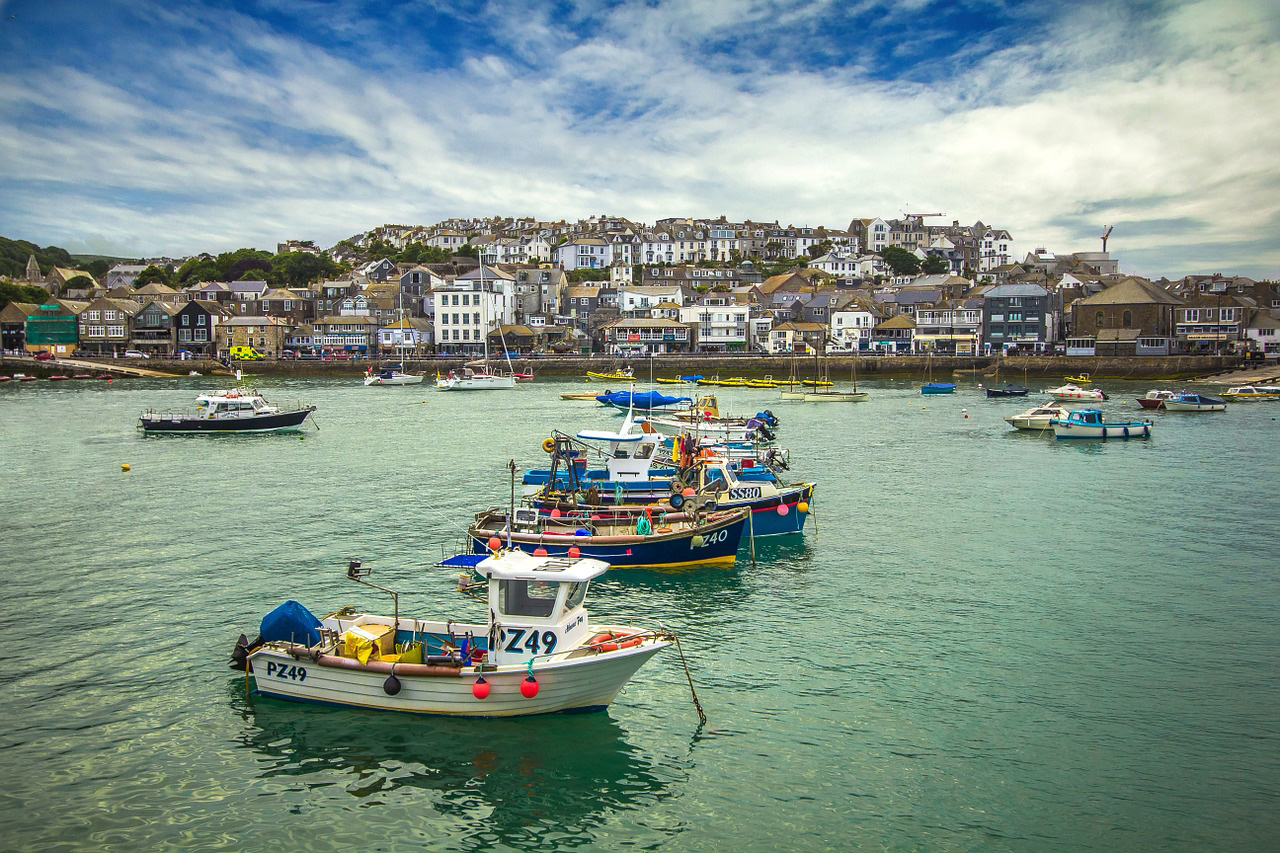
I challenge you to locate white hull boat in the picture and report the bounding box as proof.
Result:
[237,551,671,717]
[1163,393,1226,412]
[1046,383,1107,401]
[436,368,517,390]
[365,366,423,386]
[1004,401,1068,431]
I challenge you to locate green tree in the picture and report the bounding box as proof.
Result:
[226,257,274,281]
[880,246,921,277]
[806,240,833,259]
[79,259,110,278]
[134,265,171,287]
[0,281,51,310]
[64,274,96,290]
[567,268,609,283]
[922,254,949,274]
[176,256,221,284]
[454,244,479,259]
[272,251,340,288]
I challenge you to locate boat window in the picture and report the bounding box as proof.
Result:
[499,579,558,618]
[705,469,726,485]
[563,581,588,611]
[635,443,654,460]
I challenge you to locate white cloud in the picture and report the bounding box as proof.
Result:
[0,0,1276,278]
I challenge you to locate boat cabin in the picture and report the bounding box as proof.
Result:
[1067,409,1104,426]
[477,550,607,665]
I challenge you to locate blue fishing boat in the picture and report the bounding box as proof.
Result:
[1050,409,1153,439]
[921,382,957,395]
[467,505,749,569]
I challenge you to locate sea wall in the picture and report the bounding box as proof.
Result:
[58,353,1239,380]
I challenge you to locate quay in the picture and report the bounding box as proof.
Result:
[1,353,1239,381]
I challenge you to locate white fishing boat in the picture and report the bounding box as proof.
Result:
[236,551,671,717]
[1004,401,1068,431]
[1045,383,1107,401]
[637,395,779,442]
[364,365,424,386]
[1050,409,1153,440]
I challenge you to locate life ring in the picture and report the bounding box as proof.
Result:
[542,437,556,453]
[655,526,673,534]
[620,638,643,649]
[598,642,619,652]
[669,494,685,509]
[589,632,615,645]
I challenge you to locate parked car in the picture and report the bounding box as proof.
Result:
[34,351,55,361]
[123,350,149,359]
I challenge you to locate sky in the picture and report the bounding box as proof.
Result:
[1,0,1277,279]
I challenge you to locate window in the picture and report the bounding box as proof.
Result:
[197,315,206,325]
[1122,311,1132,328]
[181,315,190,326]
[1095,311,1104,327]
[104,310,117,321]
[473,313,480,325]
[178,328,192,342]
[462,294,470,306]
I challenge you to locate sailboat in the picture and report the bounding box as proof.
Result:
[920,351,956,395]
[366,297,424,385]
[779,347,811,400]
[803,340,868,402]
[984,351,1028,397]
[436,265,517,391]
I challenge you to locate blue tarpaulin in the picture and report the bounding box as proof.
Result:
[259,600,323,646]
[596,390,691,410]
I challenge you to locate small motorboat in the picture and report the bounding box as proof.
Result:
[364,365,424,386]
[513,372,535,381]
[1163,392,1226,412]
[921,382,957,395]
[1064,373,1093,384]
[984,385,1029,398]
[1050,409,1153,439]
[140,390,316,433]
[234,551,672,717]
[560,391,601,400]
[1136,389,1177,409]
[1046,383,1107,401]
[1221,386,1280,400]
[18,375,38,382]
[586,368,634,382]
[72,374,94,379]
[48,375,71,381]
[1004,401,1068,431]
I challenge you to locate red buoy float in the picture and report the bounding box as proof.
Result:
[533,547,548,556]
[568,546,580,558]
[472,675,491,700]
[487,536,501,552]
[520,675,539,698]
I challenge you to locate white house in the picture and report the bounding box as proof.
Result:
[554,237,613,271]
[618,284,686,314]
[433,265,515,354]
[827,298,883,352]
[679,295,751,352]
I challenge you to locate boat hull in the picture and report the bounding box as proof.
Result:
[802,391,867,402]
[985,387,1029,397]
[365,374,423,386]
[1136,398,1166,409]
[436,376,516,390]
[1163,400,1226,412]
[1051,420,1153,439]
[921,383,956,395]
[140,408,314,433]
[469,511,748,569]
[248,640,666,717]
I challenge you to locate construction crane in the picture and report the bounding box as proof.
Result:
[901,211,945,221]
[1101,226,1113,252]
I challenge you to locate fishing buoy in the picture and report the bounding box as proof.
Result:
[682,487,696,498]
[121,464,131,472]
[921,406,926,410]
[777,504,789,516]
[533,547,548,556]
[590,513,601,521]
[520,675,540,698]
[472,675,491,700]
[568,546,581,558]
[550,508,562,519]
[487,536,501,552]
[691,535,705,547]
[964,413,968,419]
[542,437,556,453]
[798,501,809,513]
[383,673,402,695]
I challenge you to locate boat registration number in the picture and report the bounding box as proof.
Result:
[728,486,762,500]
[264,661,307,681]
[500,628,559,655]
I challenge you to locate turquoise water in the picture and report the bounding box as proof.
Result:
[1,375,1277,851]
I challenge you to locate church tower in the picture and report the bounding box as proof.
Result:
[25,254,41,284]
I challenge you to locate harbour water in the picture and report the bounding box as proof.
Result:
[1,376,1277,850]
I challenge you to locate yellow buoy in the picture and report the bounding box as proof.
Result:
[798,501,809,513]
[121,464,131,472]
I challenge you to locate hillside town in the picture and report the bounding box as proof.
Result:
[2,214,1278,361]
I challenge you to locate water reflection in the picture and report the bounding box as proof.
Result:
[231,689,686,846]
